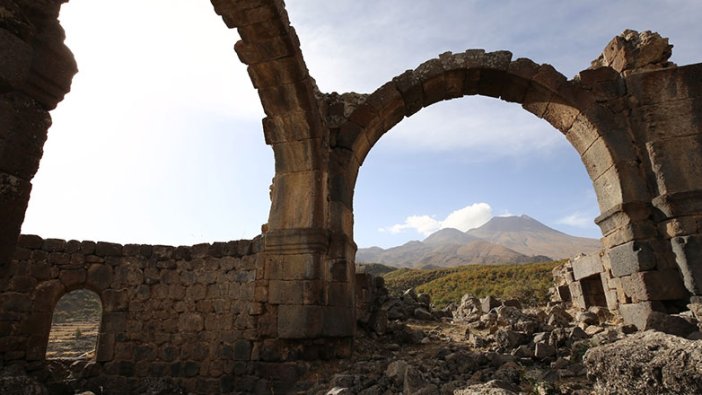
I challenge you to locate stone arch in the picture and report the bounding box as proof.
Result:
[45,288,102,359]
[327,50,651,246]
[23,262,115,362]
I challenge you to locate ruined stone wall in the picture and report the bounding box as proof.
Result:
[1,235,277,393]
[628,64,702,293]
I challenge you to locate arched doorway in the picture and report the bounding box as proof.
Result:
[46,289,102,360]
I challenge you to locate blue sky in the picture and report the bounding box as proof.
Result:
[21,0,702,249]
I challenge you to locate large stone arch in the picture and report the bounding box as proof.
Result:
[325,47,694,329]
[326,50,649,249]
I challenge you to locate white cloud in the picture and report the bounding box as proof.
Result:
[380,215,442,236]
[557,212,593,228]
[381,203,493,236]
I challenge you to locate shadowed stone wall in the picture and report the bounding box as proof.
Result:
[2,235,272,393]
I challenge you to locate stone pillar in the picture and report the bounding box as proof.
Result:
[0,1,76,266]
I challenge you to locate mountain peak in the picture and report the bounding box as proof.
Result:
[469,215,560,234]
[466,215,600,259]
[423,228,477,245]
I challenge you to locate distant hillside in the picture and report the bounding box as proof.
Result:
[383,261,563,307]
[466,215,601,259]
[356,263,398,276]
[52,289,102,324]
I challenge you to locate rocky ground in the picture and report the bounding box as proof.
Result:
[4,285,702,394]
[296,288,702,395]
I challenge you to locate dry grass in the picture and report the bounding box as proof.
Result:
[46,322,99,359]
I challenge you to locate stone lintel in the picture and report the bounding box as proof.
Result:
[652,191,702,218]
[572,253,605,281]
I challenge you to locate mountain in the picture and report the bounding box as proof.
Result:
[466,215,601,259]
[356,215,601,268]
[356,227,551,269]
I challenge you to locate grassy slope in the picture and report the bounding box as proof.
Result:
[383,260,563,308]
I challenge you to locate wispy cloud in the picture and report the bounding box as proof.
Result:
[557,212,594,228]
[380,203,493,236]
[370,95,565,158]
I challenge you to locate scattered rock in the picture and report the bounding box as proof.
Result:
[534,342,557,359]
[414,307,434,321]
[385,360,408,384]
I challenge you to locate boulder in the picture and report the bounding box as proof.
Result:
[644,311,698,338]
[481,296,502,313]
[385,360,408,384]
[413,307,434,321]
[453,294,482,322]
[584,331,702,394]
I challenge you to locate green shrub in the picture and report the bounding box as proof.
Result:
[383,260,563,308]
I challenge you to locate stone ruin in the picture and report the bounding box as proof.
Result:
[0,0,701,393]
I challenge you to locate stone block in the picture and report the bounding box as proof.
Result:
[265,254,322,281]
[59,269,86,289]
[178,313,204,332]
[322,306,354,337]
[480,295,501,313]
[568,281,586,309]
[233,340,252,361]
[268,280,303,305]
[671,234,702,294]
[619,301,666,330]
[96,333,115,362]
[608,240,657,277]
[277,305,322,339]
[87,264,113,290]
[262,111,313,144]
[102,312,127,332]
[102,289,128,312]
[95,242,122,257]
[392,70,423,116]
[621,270,688,302]
[646,135,702,195]
[572,253,604,280]
[16,234,43,249]
[268,171,324,229]
[248,56,308,89]
[327,281,352,307]
[645,311,698,337]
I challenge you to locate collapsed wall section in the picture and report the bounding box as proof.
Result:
[0,234,282,393]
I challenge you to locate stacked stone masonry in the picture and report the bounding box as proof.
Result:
[1,0,702,393]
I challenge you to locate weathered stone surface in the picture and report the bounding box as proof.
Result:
[608,241,657,277]
[584,331,702,395]
[591,30,674,73]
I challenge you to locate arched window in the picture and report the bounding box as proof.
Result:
[46,289,102,360]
